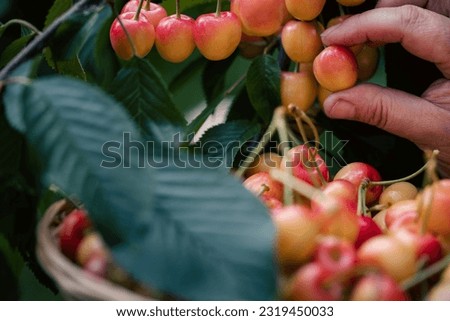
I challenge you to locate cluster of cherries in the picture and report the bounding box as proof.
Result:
[242,145,450,300]
[110,0,379,114]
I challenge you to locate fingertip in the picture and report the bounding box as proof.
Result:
[323,95,356,120]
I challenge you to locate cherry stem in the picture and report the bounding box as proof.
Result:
[175,0,181,19]
[274,107,294,205]
[134,0,146,20]
[1,19,42,35]
[215,0,222,17]
[235,121,277,178]
[338,3,346,17]
[270,168,322,201]
[419,184,434,235]
[356,180,370,216]
[401,254,450,291]
[263,36,279,55]
[369,150,440,187]
[288,105,327,187]
[256,184,270,198]
[144,0,151,11]
[424,149,440,184]
[116,14,138,56]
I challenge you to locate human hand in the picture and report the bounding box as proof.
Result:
[320,3,450,176]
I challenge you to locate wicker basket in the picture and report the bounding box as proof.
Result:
[36,199,151,300]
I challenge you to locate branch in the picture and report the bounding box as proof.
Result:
[0,0,105,81]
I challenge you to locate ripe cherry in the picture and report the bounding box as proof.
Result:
[231,0,284,37]
[280,71,318,112]
[59,208,92,261]
[355,216,382,249]
[314,236,357,276]
[350,273,407,301]
[286,262,343,301]
[379,182,418,207]
[194,11,242,61]
[243,172,284,202]
[285,0,326,21]
[109,12,155,61]
[418,179,450,236]
[334,162,383,205]
[121,0,167,27]
[245,152,283,178]
[281,20,323,63]
[357,234,417,282]
[313,45,358,92]
[272,205,321,266]
[155,14,195,63]
[281,144,329,187]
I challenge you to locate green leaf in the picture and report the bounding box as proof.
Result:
[44,0,73,28]
[227,86,257,121]
[110,58,187,142]
[92,8,121,87]
[196,120,261,168]
[202,53,237,104]
[114,149,277,300]
[0,35,33,68]
[186,77,246,136]
[0,106,23,178]
[246,55,281,123]
[3,76,155,245]
[168,56,206,92]
[4,76,276,300]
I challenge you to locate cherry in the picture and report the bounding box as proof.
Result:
[356,45,380,81]
[243,172,284,202]
[350,273,407,301]
[317,85,332,109]
[311,195,360,243]
[384,199,418,229]
[194,10,242,61]
[155,14,195,63]
[372,209,387,231]
[285,0,326,21]
[272,205,321,266]
[109,12,155,61]
[334,162,383,205]
[281,144,329,187]
[245,152,283,178]
[418,179,450,236]
[59,208,92,261]
[76,232,107,266]
[281,20,323,63]
[427,283,450,301]
[231,0,284,37]
[286,262,343,301]
[379,182,418,207]
[357,234,417,282]
[313,45,358,92]
[121,0,167,27]
[314,236,357,276]
[260,195,283,210]
[355,216,382,249]
[280,71,318,112]
[321,179,358,210]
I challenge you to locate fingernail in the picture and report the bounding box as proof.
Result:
[320,25,339,39]
[323,96,356,119]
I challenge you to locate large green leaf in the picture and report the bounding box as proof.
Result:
[44,0,73,28]
[202,53,237,104]
[0,107,23,178]
[3,75,276,300]
[0,35,34,68]
[110,58,187,142]
[3,77,155,245]
[114,149,276,300]
[246,55,281,123]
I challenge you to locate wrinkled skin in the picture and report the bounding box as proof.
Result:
[320,1,450,177]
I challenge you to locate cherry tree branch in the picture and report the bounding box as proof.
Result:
[0,0,105,80]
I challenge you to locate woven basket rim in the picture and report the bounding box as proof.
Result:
[36,199,152,301]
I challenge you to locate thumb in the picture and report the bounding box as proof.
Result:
[323,84,443,148]
[376,0,428,8]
